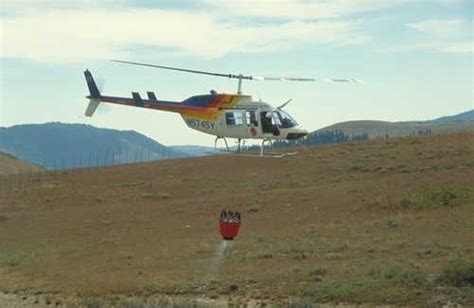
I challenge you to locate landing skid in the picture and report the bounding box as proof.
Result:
[211,137,298,158]
[226,151,298,158]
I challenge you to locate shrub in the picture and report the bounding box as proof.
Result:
[2,253,24,267]
[385,218,400,228]
[117,297,152,308]
[309,266,327,277]
[437,257,474,287]
[83,297,106,308]
[247,204,261,213]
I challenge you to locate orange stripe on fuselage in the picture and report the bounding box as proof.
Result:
[180,94,247,120]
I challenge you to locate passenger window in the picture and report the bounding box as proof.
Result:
[245,111,258,126]
[226,111,243,126]
[235,112,243,125]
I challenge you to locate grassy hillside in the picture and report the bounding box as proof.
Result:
[0,133,473,306]
[0,151,42,176]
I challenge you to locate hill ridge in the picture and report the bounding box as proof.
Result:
[0,122,187,170]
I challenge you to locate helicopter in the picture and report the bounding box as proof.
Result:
[84,60,362,156]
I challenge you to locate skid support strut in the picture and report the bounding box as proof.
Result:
[214,136,230,152]
[260,139,273,157]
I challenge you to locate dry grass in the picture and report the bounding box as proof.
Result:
[0,133,473,306]
[0,152,42,176]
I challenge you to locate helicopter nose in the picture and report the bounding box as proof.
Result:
[286,127,309,140]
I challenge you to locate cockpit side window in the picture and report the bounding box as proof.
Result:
[272,112,282,126]
[275,110,298,128]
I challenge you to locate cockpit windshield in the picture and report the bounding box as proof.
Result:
[274,110,298,128]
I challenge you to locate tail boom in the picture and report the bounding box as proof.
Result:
[83,69,247,119]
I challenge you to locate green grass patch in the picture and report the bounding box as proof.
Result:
[115,180,145,188]
[382,264,427,285]
[2,253,25,267]
[393,187,471,210]
[0,247,61,267]
[140,192,171,200]
[312,265,427,303]
[312,277,379,302]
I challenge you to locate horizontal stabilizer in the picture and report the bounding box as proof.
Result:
[85,99,100,117]
[147,91,157,100]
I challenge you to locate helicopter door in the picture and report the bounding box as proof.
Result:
[224,110,247,138]
[260,111,280,136]
[245,110,259,137]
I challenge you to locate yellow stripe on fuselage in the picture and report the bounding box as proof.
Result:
[180,95,248,120]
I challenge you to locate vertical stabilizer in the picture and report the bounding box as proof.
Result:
[84,69,101,98]
[84,69,101,117]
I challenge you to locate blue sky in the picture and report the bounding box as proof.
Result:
[1,0,472,146]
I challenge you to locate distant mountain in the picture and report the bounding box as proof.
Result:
[312,119,474,139]
[423,109,474,124]
[292,110,474,147]
[0,151,43,176]
[0,123,187,170]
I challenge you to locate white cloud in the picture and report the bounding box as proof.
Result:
[378,41,473,54]
[0,8,370,63]
[1,0,408,19]
[0,0,123,14]
[205,0,407,20]
[390,18,473,55]
[407,19,472,39]
[437,41,473,54]
[438,0,472,4]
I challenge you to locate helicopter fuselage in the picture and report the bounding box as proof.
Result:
[180,98,308,140]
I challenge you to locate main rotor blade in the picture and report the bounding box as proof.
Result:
[111,60,253,80]
[324,78,364,83]
[112,60,363,83]
[258,76,363,83]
